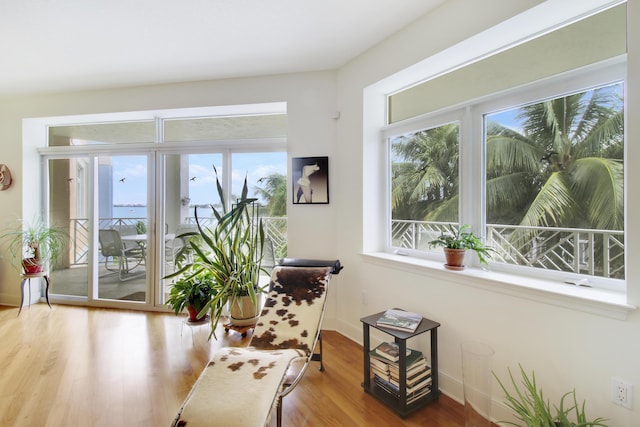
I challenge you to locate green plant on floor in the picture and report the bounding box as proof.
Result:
[165,165,267,337]
[494,364,608,427]
[165,270,217,322]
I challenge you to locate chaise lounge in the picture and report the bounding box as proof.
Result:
[172,259,342,427]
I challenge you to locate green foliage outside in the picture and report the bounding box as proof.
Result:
[391,83,624,234]
[254,173,288,217]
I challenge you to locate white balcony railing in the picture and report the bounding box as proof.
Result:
[391,220,625,279]
[68,216,288,266]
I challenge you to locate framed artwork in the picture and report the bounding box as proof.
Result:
[292,156,329,204]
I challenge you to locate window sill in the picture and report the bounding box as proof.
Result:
[361,252,635,320]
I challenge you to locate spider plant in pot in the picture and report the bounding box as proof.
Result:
[0,217,68,274]
[428,224,493,270]
[166,166,266,337]
[494,364,608,427]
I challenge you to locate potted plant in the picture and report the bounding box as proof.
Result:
[1,217,68,274]
[429,224,493,270]
[165,271,216,322]
[494,365,608,427]
[166,166,266,337]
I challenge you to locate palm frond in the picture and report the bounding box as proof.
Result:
[511,172,574,244]
[571,158,624,230]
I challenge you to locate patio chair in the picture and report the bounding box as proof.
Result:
[167,224,199,267]
[98,229,145,281]
[172,260,342,427]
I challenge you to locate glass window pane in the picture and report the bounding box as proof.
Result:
[485,82,625,278]
[162,153,222,286]
[390,122,460,251]
[163,115,286,143]
[98,155,148,299]
[49,157,90,298]
[232,152,287,259]
[49,121,155,146]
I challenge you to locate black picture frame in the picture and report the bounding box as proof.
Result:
[292,156,329,204]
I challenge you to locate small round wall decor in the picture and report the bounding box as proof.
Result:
[0,164,13,191]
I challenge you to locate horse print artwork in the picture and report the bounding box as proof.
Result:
[292,156,329,204]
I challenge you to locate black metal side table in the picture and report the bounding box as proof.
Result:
[361,311,441,417]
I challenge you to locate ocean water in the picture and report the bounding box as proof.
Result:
[112,206,146,218]
[112,206,215,219]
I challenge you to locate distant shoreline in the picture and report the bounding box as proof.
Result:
[113,204,211,208]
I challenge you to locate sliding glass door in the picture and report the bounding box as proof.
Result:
[41,104,288,311]
[97,155,149,301]
[47,119,155,305]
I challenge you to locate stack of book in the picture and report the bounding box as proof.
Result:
[370,342,432,404]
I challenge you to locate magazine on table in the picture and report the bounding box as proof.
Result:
[376,309,422,333]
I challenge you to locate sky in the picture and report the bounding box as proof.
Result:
[111,152,286,206]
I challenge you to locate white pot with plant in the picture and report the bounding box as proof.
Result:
[166,166,267,337]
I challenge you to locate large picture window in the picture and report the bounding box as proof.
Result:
[383,64,626,287]
[485,82,624,279]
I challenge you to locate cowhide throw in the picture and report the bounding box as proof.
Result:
[172,266,333,427]
[251,266,331,356]
[174,347,304,427]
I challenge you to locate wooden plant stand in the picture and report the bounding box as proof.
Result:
[223,322,256,337]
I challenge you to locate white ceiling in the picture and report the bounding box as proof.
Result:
[0,0,445,96]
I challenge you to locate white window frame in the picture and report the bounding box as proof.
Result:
[366,58,632,319]
[383,109,465,258]
[474,58,626,289]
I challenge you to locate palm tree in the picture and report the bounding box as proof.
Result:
[390,84,623,252]
[254,173,287,216]
[486,84,624,239]
[391,123,459,221]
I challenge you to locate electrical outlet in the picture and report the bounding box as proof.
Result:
[361,290,368,305]
[611,377,633,409]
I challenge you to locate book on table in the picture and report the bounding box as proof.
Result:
[381,362,432,388]
[370,356,390,373]
[388,369,432,389]
[376,309,423,332]
[373,374,432,399]
[370,341,414,363]
[370,347,428,375]
[407,385,432,404]
[370,344,432,400]
[389,359,428,376]
[371,343,424,365]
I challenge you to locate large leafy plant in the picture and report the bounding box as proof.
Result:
[494,365,608,427]
[166,166,266,337]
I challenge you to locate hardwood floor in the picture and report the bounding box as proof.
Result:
[0,304,468,426]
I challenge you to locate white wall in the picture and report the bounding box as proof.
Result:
[334,0,640,425]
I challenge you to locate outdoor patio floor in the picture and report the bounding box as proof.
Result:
[50,264,151,301]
